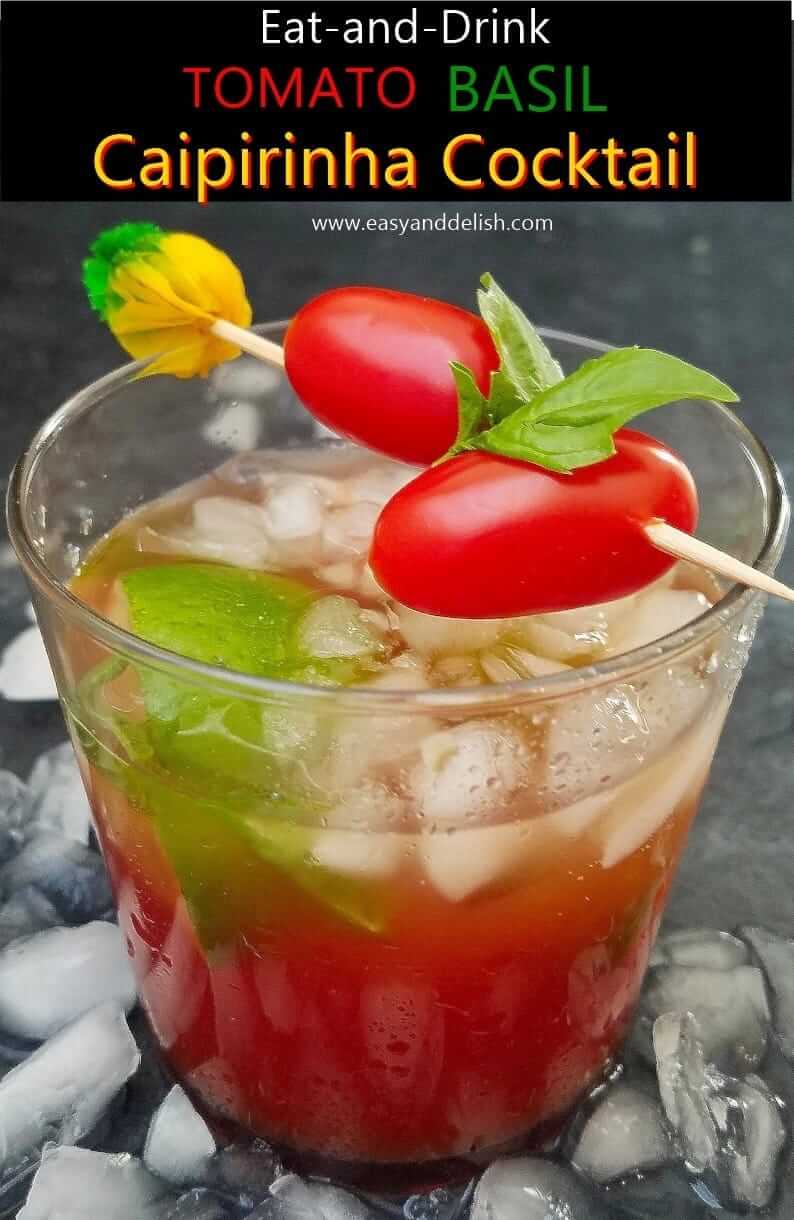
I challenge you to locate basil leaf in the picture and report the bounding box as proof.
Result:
[477,273,564,398]
[450,362,488,446]
[486,369,528,425]
[469,347,739,474]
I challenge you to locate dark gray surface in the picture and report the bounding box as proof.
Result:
[0,200,792,932]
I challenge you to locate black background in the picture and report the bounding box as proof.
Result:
[1,0,792,201]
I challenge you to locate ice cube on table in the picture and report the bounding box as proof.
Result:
[653,1009,785,1208]
[571,1082,674,1183]
[27,743,92,844]
[643,964,769,1073]
[0,886,61,951]
[0,1003,140,1175]
[256,1174,371,1220]
[651,927,750,971]
[18,1146,173,1219]
[166,1188,234,1219]
[710,1073,786,1210]
[653,1010,720,1172]
[403,1186,472,1220]
[0,626,57,702]
[0,769,31,864]
[741,925,794,1061]
[207,1138,281,1208]
[0,831,113,924]
[0,922,136,1041]
[143,1085,216,1187]
[470,1158,611,1220]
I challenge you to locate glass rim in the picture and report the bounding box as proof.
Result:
[6,321,790,714]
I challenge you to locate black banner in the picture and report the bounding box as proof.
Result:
[1,0,791,202]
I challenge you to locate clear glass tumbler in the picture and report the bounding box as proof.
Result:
[6,326,789,1190]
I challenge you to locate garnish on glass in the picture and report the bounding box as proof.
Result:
[83,222,794,616]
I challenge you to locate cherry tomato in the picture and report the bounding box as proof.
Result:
[369,430,698,618]
[284,287,499,465]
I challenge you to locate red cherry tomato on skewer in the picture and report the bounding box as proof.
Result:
[369,430,698,619]
[284,287,499,465]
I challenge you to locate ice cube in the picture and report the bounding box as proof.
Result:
[653,1010,719,1171]
[470,1158,610,1220]
[0,922,136,1041]
[143,1085,216,1187]
[317,561,359,591]
[642,965,769,1072]
[545,789,614,839]
[310,827,407,880]
[480,647,568,683]
[419,821,534,902]
[403,1186,471,1220]
[138,524,271,571]
[394,604,502,656]
[608,589,711,656]
[741,925,794,1061]
[27,743,92,844]
[18,1146,173,1219]
[346,463,417,507]
[0,1003,140,1174]
[324,670,435,793]
[652,927,749,971]
[211,356,282,402]
[508,615,607,664]
[298,596,385,660]
[653,1011,784,1208]
[0,832,113,924]
[0,626,57,701]
[598,709,724,870]
[202,400,262,452]
[166,1189,234,1219]
[262,478,327,541]
[546,662,717,808]
[191,496,273,559]
[709,1073,786,1209]
[0,886,61,950]
[0,769,31,864]
[207,1138,281,1208]
[261,1174,371,1220]
[322,502,380,561]
[411,721,530,824]
[571,1082,674,1183]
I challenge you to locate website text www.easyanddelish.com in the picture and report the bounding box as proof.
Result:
[311,212,553,236]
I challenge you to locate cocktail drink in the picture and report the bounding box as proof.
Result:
[7,324,787,1186]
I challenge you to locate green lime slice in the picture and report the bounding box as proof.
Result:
[75,562,390,941]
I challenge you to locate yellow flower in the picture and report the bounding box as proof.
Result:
[83,224,253,377]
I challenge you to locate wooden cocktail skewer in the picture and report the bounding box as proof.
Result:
[210,319,285,369]
[212,317,794,606]
[645,521,794,603]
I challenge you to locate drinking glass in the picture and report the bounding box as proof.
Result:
[7,325,788,1189]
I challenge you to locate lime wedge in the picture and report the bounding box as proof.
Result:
[77,562,390,940]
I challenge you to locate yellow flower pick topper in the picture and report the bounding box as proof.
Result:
[82,222,254,378]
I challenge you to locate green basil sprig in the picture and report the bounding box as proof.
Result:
[448,276,739,473]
